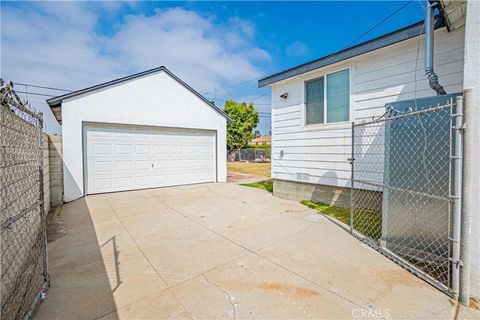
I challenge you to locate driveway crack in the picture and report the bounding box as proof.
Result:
[201,273,237,320]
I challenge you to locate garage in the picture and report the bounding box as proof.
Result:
[47,66,230,202]
[85,124,216,194]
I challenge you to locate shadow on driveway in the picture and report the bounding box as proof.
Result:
[36,198,119,319]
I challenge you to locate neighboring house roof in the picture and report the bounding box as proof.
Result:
[258,16,445,88]
[251,135,271,144]
[46,66,231,124]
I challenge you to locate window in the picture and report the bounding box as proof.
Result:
[305,69,350,124]
[305,77,324,125]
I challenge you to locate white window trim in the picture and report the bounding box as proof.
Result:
[303,66,353,129]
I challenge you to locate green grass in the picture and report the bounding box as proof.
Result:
[301,200,350,225]
[240,179,273,193]
[300,200,382,240]
[227,162,271,177]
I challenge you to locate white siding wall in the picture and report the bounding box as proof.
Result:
[271,26,465,188]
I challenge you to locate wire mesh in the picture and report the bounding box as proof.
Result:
[1,80,48,319]
[351,101,458,293]
[229,147,271,162]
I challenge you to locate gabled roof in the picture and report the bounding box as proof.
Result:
[47,66,231,124]
[258,16,445,88]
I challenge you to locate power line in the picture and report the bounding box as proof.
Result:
[8,23,266,95]
[251,92,270,102]
[202,76,263,95]
[208,97,270,106]
[14,91,55,98]
[206,1,416,96]
[6,25,226,82]
[341,0,414,50]
[13,82,72,92]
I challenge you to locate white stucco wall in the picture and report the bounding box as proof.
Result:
[61,70,227,202]
[463,0,480,300]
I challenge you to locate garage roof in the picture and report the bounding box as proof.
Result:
[258,16,445,88]
[46,66,231,124]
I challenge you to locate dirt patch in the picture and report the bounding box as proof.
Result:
[377,268,427,289]
[363,267,429,299]
[258,282,320,299]
[46,206,67,243]
[227,172,264,183]
[470,297,480,310]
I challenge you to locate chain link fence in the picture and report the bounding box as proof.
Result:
[350,95,462,296]
[229,147,271,162]
[1,80,49,319]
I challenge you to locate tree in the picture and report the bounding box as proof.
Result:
[223,99,259,153]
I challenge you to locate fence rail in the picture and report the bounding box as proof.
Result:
[1,80,49,319]
[350,96,462,296]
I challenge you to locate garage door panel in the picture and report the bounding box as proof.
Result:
[153,144,168,154]
[116,176,132,188]
[169,146,183,154]
[93,161,113,172]
[94,177,113,191]
[183,145,197,153]
[93,143,112,154]
[115,144,133,154]
[135,175,152,186]
[135,144,150,154]
[115,160,133,171]
[152,159,168,169]
[85,124,216,194]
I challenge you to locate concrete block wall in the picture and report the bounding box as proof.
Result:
[273,179,351,207]
[42,133,50,214]
[48,135,63,206]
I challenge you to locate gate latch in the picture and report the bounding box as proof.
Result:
[449,258,464,267]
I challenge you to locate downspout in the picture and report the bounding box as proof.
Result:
[425,1,447,95]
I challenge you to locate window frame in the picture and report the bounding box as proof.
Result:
[303,67,352,127]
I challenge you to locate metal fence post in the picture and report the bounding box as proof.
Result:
[38,112,49,288]
[349,121,355,232]
[451,96,463,300]
[460,88,476,305]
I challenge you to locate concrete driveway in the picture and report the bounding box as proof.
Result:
[35,183,467,319]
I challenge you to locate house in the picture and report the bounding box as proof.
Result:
[47,66,230,202]
[250,135,271,146]
[258,6,473,206]
[259,1,479,301]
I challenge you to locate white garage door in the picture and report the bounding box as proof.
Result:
[84,124,216,194]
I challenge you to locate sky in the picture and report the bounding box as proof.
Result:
[1,1,426,135]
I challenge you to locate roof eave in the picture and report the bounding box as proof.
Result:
[46,66,232,124]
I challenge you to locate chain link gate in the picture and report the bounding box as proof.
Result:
[1,80,49,319]
[349,94,463,297]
